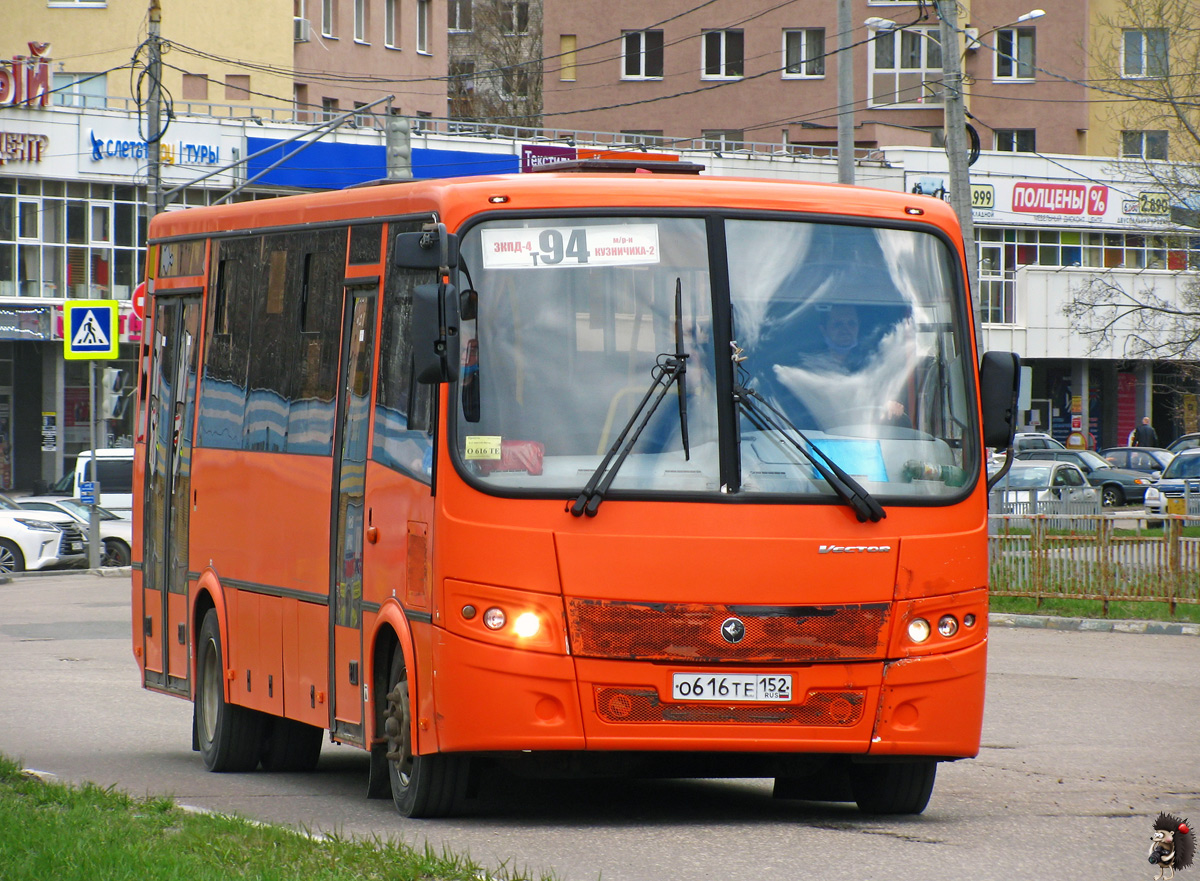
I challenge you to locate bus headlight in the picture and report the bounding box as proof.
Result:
[907,618,931,643]
[513,612,541,639]
[482,607,507,630]
[937,614,959,638]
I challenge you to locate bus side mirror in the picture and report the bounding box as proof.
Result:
[413,281,460,384]
[394,225,459,270]
[980,351,1020,449]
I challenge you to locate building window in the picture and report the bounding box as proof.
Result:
[995,129,1036,152]
[294,83,310,120]
[623,30,664,79]
[322,0,335,37]
[224,75,251,101]
[449,60,475,117]
[560,35,577,81]
[502,68,531,99]
[783,28,825,78]
[703,30,744,79]
[995,28,1035,79]
[1122,28,1168,78]
[1122,130,1168,160]
[417,0,431,52]
[448,0,471,32]
[500,0,529,36]
[384,0,398,47]
[870,26,941,106]
[322,97,338,121]
[51,72,107,108]
[181,74,209,100]
[354,0,367,41]
[703,129,743,150]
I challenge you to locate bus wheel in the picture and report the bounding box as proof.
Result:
[196,609,265,772]
[850,759,936,815]
[260,717,323,772]
[384,649,466,817]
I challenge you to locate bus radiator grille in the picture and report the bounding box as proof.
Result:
[594,687,866,725]
[567,599,889,662]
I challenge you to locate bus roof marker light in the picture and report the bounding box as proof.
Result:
[905,206,924,215]
[488,195,509,203]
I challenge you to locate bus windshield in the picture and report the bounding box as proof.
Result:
[453,214,977,503]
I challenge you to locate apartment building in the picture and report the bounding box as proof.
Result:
[292,0,447,122]
[542,1,1090,153]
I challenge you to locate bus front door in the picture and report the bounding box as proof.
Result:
[141,294,202,696]
[329,284,377,743]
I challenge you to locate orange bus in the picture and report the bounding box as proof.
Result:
[132,162,1018,818]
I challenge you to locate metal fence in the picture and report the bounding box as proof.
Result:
[988,499,1200,613]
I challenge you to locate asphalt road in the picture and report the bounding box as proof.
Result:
[1,570,1197,881]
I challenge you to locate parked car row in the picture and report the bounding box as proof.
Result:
[988,431,1200,520]
[0,448,135,574]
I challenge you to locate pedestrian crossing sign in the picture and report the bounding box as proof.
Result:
[64,300,119,360]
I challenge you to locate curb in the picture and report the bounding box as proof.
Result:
[989,612,1200,637]
[0,566,131,584]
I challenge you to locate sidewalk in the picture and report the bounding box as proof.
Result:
[989,612,1200,636]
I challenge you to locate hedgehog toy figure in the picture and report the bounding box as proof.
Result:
[1150,813,1196,881]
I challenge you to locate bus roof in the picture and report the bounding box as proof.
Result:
[147,172,962,243]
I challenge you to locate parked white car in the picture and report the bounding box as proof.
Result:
[16,496,132,567]
[0,494,88,574]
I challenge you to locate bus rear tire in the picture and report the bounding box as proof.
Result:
[260,717,323,772]
[384,649,466,817]
[850,759,937,815]
[196,609,265,772]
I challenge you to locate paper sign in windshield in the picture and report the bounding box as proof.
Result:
[481,224,660,269]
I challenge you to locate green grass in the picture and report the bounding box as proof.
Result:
[0,755,555,881]
[989,594,1200,624]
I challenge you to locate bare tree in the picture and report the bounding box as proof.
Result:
[449,0,543,132]
[1065,0,1200,357]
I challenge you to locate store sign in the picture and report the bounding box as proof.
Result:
[0,43,52,109]
[87,128,223,166]
[905,170,1173,230]
[1012,182,1108,216]
[0,131,49,165]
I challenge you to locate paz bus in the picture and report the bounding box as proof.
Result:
[132,159,1018,818]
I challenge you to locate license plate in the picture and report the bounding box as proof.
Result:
[671,673,792,702]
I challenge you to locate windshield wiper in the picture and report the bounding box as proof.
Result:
[570,283,690,518]
[732,353,885,523]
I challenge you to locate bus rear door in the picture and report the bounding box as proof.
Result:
[141,293,202,696]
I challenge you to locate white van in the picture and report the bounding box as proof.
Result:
[48,449,135,518]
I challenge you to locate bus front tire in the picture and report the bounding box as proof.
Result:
[196,609,265,772]
[384,649,466,818]
[850,759,937,815]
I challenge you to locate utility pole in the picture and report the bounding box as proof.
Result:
[836,0,854,184]
[147,0,164,218]
[936,0,982,351]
